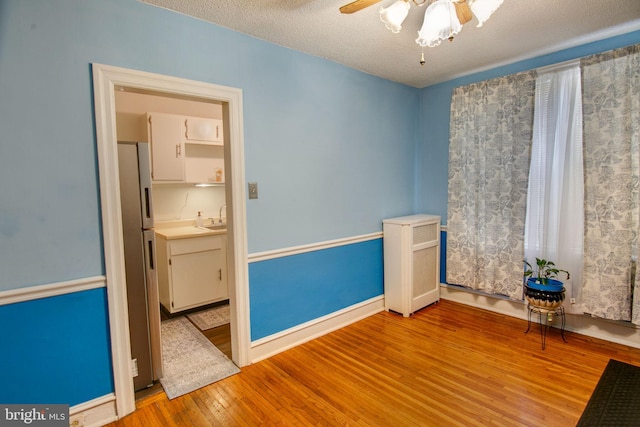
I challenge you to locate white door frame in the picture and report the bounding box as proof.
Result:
[92,63,250,417]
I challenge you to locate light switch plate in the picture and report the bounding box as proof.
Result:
[248,182,258,199]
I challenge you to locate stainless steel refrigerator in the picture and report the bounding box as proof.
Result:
[118,141,163,391]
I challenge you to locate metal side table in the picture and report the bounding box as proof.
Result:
[524,304,567,350]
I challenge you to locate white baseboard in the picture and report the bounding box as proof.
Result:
[440,284,640,349]
[250,296,385,363]
[440,284,528,320]
[69,394,117,427]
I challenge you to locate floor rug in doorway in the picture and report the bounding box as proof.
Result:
[160,316,239,400]
[187,304,230,331]
[577,359,640,426]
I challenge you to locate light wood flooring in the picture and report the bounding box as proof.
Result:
[111,299,640,426]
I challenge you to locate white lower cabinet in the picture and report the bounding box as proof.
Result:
[157,234,228,313]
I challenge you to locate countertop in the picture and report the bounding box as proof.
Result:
[155,226,226,240]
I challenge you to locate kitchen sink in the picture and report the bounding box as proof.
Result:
[199,224,226,231]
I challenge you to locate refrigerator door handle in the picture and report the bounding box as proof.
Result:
[143,229,163,380]
[147,236,155,271]
[137,142,154,230]
[143,230,156,273]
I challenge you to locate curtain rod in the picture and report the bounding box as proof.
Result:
[536,59,581,75]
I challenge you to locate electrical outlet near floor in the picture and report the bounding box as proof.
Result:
[131,358,139,377]
[570,298,576,304]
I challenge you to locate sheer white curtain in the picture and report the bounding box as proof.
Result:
[524,62,584,312]
[448,44,640,322]
[447,71,536,298]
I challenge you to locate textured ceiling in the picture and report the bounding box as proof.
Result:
[141,0,640,88]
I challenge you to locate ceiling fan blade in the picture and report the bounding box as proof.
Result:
[339,0,383,14]
[454,0,473,24]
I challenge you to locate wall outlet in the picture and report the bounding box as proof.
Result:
[248,182,258,199]
[570,298,576,304]
[131,358,139,377]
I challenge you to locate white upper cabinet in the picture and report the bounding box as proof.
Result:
[147,113,224,184]
[185,117,223,145]
[147,113,185,181]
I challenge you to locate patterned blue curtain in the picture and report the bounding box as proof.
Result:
[581,43,640,325]
[447,71,536,298]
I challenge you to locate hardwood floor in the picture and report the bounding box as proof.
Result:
[110,300,640,426]
[201,323,231,360]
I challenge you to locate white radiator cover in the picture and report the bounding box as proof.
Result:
[383,214,441,317]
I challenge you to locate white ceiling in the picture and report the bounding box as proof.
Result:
[141,0,640,88]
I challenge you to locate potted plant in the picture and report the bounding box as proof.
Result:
[523,258,570,310]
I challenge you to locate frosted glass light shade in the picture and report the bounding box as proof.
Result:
[469,0,503,27]
[380,0,411,33]
[416,0,462,47]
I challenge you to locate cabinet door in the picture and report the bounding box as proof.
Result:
[168,236,227,311]
[170,248,219,310]
[148,113,185,181]
[185,117,223,145]
[410,223,440,313]
[217,236,228,300]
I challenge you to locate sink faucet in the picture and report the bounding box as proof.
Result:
[218,204,227,224]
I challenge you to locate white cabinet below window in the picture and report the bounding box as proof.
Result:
[157,233,228,314]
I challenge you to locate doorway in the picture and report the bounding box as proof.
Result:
[93,64,250,418]
[114,89,232,398]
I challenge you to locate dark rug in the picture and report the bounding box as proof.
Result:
[577,359,640,426]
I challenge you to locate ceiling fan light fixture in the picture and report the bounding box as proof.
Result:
[416,0,462,47]
[380,0,411,33]
[469,0,503,27]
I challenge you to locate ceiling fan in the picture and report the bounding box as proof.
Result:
[341,0,502,65]
[339,0,473,25]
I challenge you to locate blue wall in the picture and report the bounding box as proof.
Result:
[0,289,113,405]
[249,239,383,340]
[1,0,639,410]
[416,29,640,221]
[0,0,417,291]
[0,0,416,406]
